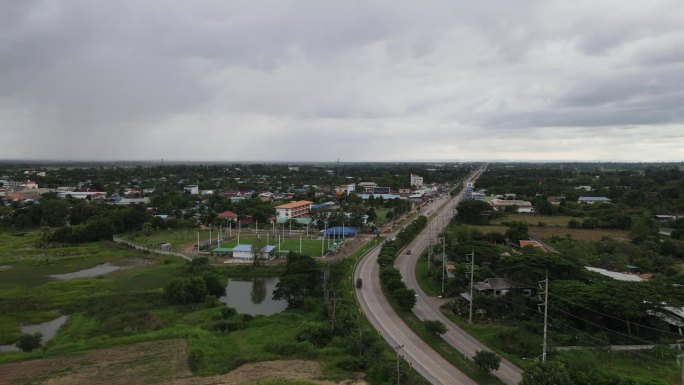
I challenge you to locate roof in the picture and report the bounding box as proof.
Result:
[475,278,533,291]
[578,196,611,202]
[321,226,360,236]
[275,200,313,209]
[358,194,401,200]
[217,210,238,219]
[490,199,533,207]
[232,244,276,253]
[276,217,313,225]
[585,266,643,282]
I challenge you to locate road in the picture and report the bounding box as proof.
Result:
[355,166,516,385]
[396,167,523,385]
[356,244,479,385]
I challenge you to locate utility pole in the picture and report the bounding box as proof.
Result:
[393,345,404,385]
[441,237,446,295]
[539,269,549,362]
[467,251,475,324]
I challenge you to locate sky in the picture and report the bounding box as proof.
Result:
[1,1,684,162]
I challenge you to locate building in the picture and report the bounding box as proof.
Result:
[358,182,378,193]
[465,181,474,193]
[183,185,199,195]
[358,193,401,200]
[20,180,38,189]
[410,174,424,188]
[321,226,359,239]
[578,196,611,204]
[217,210,238,222]
[490,199,534,213]
[57,191,107,200]
[231,244,276,260]
[547,196,561,205]
[473,278,535,297]
[275,200,313,219]
[258,192,273,202]
[334,184,355,195]
[519,240,549,253]
[372,186,391,194]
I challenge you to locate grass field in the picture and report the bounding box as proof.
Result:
[0,229,382,385]
[415,252,441,297]
[491,214,576,227]
[470,225,628,241]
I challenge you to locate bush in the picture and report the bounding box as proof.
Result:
[165,277,208,304]
[424,319,448,336]
[187,349,205,372]
[16,332,42,352]
[297,321,332,347]
[264,341,317,358]
[473,350,501,373]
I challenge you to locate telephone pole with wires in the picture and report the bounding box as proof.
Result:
[537,270,550,362]
[466,251,475,324]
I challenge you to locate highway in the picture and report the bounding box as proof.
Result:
[355,166,523,385]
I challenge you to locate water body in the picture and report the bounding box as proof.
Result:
[0,315,69,353]
[219,277,287,316]
[49,263,124,280]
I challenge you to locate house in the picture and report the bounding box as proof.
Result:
[490,199,534,213]
[20,180,39,189]
[655,215,681,224]
[217,210,238,222]
[258,192,273,202]
[231,244,276,260]
[410,174,424,188]
[183,185,199,195]
[575,186,593,191]
[57,191,107,200]
[469,192,487,201]
[473,278,535,297]
[519,240,549,253]
[578,196,611,204]
[275,200,313,219]
[547,196,561,206]
[335,184,355,195]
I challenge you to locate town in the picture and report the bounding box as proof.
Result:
[1,161,683,385]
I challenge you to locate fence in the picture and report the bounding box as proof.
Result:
[112,235,195,261]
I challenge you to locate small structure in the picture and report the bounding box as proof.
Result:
[183,185,199,195]
[578,196,611,204]
[217,210,239,222]
[231,244,276,261]
[473,278,535,297]
[159,243,172,251]
[321,226,359,239]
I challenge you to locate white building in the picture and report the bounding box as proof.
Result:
[183,185,199,195]
[231,244,276,260]
[490,199,534,213]
[410,174,424,188]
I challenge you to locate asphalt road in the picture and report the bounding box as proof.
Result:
[355,167,517,385]
[355,242,479,385]
[396,167,524,385]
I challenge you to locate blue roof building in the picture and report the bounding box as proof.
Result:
[321,226,359,238]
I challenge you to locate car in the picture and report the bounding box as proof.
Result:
[356,278,363,289]
[406,249,412,255]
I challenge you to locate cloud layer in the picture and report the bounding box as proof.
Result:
[1,0,684,161]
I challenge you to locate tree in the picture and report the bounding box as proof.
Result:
[424,319,447,336]
[273,253,320,308]
[165,277,208,304]
[16,332,42,352]
[456,200,492,225]
[521,360,573,385]
[505,221,529,244]
[393,287,417,311]
[473,350,501,373]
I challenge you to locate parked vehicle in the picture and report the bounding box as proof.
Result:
[406,249,412,255]
[356,278,363,289]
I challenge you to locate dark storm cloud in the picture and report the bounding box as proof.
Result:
[1,0,683,161]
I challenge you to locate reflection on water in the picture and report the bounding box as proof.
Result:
[219,277,287,316]
[0,315,69,353]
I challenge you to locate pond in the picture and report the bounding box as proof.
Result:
[0,315,69,353]
[49,263,124,280]
[219,277,288,316]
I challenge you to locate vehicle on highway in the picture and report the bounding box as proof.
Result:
[406,249,412,255]
[356,278,363,289]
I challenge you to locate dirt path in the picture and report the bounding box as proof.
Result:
[0,339,365,385]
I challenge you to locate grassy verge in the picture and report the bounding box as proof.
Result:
[415,252,441,296]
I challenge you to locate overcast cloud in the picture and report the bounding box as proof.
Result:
[1,0,684,162]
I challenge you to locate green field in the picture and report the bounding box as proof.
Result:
[0,230,357,382]
[491,214,576,227]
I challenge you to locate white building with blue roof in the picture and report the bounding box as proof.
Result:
[232,244,276,260]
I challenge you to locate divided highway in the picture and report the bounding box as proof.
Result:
[355,166,523,385]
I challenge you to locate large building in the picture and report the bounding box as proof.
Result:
[275,200,313,219]
[490,199,534,213]
[410,174,423,188]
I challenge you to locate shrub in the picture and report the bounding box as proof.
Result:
[423,319,448,336]
[473,350,501,373]
[16,332,42,352]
